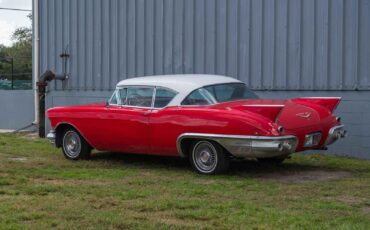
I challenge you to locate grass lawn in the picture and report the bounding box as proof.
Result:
[0,133,369,229]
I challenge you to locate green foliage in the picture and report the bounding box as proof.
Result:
[0,133,370,229]
[0,14,32,82]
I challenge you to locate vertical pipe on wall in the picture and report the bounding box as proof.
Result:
[33,0,40,125]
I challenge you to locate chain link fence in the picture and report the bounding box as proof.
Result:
[0,73,32,90]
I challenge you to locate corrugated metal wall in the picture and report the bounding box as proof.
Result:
[39,0,370,91]
[37,0,370,159]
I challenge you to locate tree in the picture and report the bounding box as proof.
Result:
[11,14,32,44]
[0,13,32,85]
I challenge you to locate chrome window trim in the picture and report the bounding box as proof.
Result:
[180,88,217,106]
[110,85,155,109]
[117,85,178,94]
[151,87,156,108]
[153,86,179,109]
[112,85,179,110]
[110,104,153,109]
[180,82,258,106]
[126,86,154,108]
[108,89,121,106]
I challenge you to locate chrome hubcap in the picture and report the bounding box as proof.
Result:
[63,131,81,158]
[193,141,218,173]
[200,151,211,163]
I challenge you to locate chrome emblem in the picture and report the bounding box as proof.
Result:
[296,112,312,119]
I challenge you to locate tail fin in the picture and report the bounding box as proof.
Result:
[292,97,341,112]
[241,104,285,122]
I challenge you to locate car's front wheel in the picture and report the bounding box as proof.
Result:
[62,128,91,160]
[189,140,230,175]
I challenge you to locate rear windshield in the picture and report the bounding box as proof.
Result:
[182,83,258,105]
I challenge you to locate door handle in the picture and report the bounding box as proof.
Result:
[143,111,151,116]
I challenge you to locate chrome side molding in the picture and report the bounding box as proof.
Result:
[177,133,298,158]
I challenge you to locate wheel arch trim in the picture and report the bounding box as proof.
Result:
[54,122,95,149]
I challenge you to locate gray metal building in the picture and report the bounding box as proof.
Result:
[5,0,370,157]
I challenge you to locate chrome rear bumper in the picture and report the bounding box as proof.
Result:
[177,133,298,158]
[325,125,346,146]
[46,129,56,144]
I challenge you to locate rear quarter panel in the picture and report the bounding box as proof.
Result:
[148,106,277,155]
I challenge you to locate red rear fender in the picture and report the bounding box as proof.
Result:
[236,104,285,122]
[291,97,341,113]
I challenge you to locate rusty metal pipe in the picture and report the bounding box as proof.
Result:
[37,70,67,137]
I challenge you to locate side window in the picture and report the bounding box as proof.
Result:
[118,88,127,105]
[109,90,119,105]
[204,85,234,102]
[154,88,177,108]
[126,87,154,107]
[204,83,258,102]
[181,88,216,105]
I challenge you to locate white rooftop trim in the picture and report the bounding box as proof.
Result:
[116,74,242,106]
[117,74,241,91]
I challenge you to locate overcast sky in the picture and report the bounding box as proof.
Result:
[0,0,32,46]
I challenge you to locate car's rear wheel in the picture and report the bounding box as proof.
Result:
[62,128,91,160]
[189,140,230,175]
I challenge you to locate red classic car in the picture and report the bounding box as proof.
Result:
[47,74,346,174]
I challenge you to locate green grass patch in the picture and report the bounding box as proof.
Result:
[0,133,369,229]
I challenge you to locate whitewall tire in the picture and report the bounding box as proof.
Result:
[189,140,230,175]
[62,129,91,160]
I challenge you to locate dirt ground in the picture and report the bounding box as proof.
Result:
[258,170,351,183]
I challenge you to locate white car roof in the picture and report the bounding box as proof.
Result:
[116,74,243,106]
